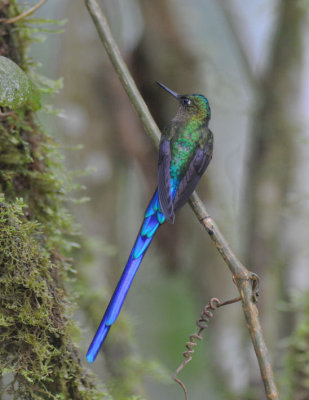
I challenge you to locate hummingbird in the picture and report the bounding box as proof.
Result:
[86,82,213,362]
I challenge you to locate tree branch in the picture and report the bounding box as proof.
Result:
[84,1,280,398]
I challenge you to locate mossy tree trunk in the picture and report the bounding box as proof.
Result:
[0,2,106,399]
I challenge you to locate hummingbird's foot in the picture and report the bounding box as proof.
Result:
[249,272,260,303]
[200,215,214,236]
[200,214,211,222]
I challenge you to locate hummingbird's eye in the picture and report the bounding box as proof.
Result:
[182,97,191,106]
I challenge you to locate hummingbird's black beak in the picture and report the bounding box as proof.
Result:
[156,81,180,99]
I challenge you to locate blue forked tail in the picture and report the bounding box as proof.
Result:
[87,189,165,362]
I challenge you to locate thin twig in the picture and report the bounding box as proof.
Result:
[0,0,47,24]
[84,0,161,147]
[0,110,16,118]
[84,1,280,398]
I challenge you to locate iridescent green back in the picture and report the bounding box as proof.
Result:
[168,94,211,184]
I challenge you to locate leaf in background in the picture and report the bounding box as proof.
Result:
[0,56,40,110]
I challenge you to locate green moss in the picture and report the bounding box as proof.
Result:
[284,292,309,400]
[0,2,109,399]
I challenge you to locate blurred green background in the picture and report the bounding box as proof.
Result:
[24,0,309,398]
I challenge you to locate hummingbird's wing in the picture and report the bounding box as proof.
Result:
[158,138,175,223]
[173,131,213,212]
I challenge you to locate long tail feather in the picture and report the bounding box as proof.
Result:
[87,189,165,362]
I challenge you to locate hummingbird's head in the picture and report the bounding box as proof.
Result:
[156,82,211,123]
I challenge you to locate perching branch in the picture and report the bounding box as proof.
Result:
[84,1,280,398]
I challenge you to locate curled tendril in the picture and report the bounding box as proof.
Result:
[173,296,241,400]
